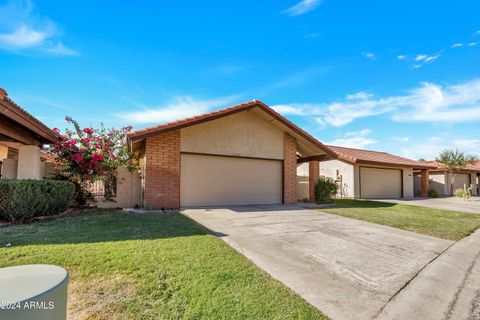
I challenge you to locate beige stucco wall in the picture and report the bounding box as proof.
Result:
[0,145,8,160]
[181,111,284,159]
[430,173,448,196]
[321,160,355,198]
[96,166,142,208]
[297,176,309,200]
[402,167,414,198]
[1,158,17,179]
[17,145,42,179]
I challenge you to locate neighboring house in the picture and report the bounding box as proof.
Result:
[298,145,435,199]
[127,100,338,209]
[419,160,480,196]
[0,88,57,180]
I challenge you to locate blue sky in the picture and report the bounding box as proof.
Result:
[1,0,480,160]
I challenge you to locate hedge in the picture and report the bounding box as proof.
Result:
[0,180,75,222]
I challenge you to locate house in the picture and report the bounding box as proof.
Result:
[298,145,435,199]
[419,160,480,196]
[127,100,337,209]
[0,88,57,180]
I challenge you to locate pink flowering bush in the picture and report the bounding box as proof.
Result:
[50,116,137,205]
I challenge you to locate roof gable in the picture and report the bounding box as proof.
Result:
[128,100,337,159]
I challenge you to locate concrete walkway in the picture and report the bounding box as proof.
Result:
[376,197,480,215]
[376,228,480,320]
[184,205,453,320]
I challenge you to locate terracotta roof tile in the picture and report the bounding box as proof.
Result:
[0,88,57,143]
[427,160,480,172]
[328,145,434,169]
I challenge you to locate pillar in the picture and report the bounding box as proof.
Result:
[309,161,319,202]
[420,169,429,197]
[17,145,42,179]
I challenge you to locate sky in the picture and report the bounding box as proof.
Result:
[1,0,480,160]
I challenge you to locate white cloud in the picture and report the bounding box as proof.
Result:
[474,30,480,36]
[415,53,440,63]
[451,43,464,48]
[397,55,406,60]
[398,137,480,160]
[363,52,376,60]
[283,0,322,16]
[392,136,410,143]
[328,129,377,149]
[468,42,478,47]
[116,94,241,124]
[0,0,77,55]
[274,78,480,127]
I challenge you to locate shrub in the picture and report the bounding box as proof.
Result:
[315,177,338,204]
[0,180,75,222]
[453,188,467,198]
[428,188,439,198]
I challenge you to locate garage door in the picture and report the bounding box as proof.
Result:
[180,153,282,206]
[360,167,402,198]
[452,173,471,191]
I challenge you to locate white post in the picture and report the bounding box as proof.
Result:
[17,145,42,179]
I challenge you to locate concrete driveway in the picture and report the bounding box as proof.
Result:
[376,196,480,214]
[184,205,453,320]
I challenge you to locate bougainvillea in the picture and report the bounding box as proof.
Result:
[50,116,138,205]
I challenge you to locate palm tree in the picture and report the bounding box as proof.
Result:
[436,149,479,195]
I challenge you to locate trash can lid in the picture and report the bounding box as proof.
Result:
[0,264,68,303]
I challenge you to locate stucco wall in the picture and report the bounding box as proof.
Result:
[181,111,284,159]
[96,166,142,208]
[321,160,355,198]
[430,173,448,196]
[1,158,17,179]
[403,167,414,198]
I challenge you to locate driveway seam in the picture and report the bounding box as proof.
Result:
[443,248,480,320]
[373,240,457,319]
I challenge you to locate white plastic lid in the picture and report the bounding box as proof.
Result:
[0,264,68,303]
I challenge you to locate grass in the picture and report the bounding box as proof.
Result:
[0,211,326,320]
[319,199,480,241]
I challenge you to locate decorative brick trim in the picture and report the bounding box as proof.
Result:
[283,133,297,204]
[144,130,181,209]
[309,161,319,202]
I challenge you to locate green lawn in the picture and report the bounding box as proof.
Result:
[320,199,480,241]
[0,211,326,320]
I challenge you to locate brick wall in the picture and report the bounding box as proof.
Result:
[309,161,319,202]
[283,133,297,204]
[144,130,181,209]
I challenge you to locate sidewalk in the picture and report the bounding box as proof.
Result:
[376,228,480,320]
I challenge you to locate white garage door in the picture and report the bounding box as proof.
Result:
[180,153,282,206]
[452,173,471,191]
[360,167,402,198]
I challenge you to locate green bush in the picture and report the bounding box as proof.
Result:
[315,177,338,204]
[428,188,439,198]
[0,180,75,222]
[453,188,466,198]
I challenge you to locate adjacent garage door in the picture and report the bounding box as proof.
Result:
[360,167,402,198]
[452,173,471,191]
[180,153,282,206]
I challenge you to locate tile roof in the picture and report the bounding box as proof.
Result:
[426,160,480,172]
[327,145,435,169]
[0,88,57,144]
[127,100,338,159]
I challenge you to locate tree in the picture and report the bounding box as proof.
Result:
[435,149,479,195]
[50,116,138,205]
